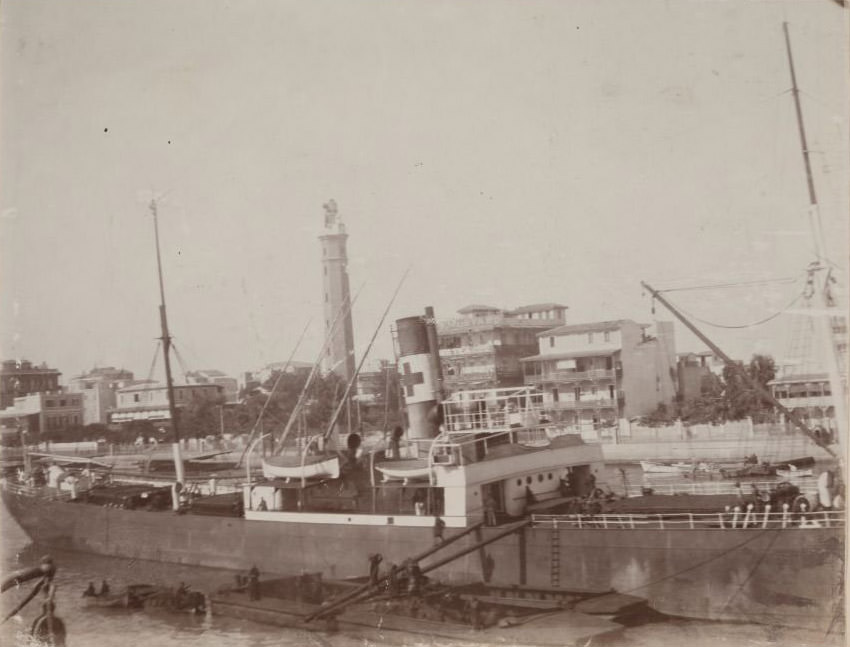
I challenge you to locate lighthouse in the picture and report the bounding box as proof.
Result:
[319,200,356,382]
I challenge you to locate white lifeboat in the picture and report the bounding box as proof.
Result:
[262,454,340,480]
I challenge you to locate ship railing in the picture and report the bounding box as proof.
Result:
[624,480,820,498]
[429,423,565,469]
[441,386,545,432]
[1,480,75,502]
[532,509,845,530]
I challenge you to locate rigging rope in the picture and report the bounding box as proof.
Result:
[145,341,162,383]
[661,292,803,330]
[654,276,798,294]
[171,342,191,384]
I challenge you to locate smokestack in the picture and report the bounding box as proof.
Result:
[396,308,442,440]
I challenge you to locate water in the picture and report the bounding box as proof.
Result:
[1,476,843,647]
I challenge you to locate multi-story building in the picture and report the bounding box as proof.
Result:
[186,369,239,405]
[67,367,135,425]
[676,351,724,404]
[0,390,84,434]
[356,359,397,404]
[0,359,61,409]
[242,361,314,396]
[769,373,837,435]
[110,382,223,425]
[437,303,567,392]
[521,319,677,429]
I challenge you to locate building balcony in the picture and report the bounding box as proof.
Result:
[444,370,497,383]
[438,315,562,333]
[439,343,496,357]
[774,395,835,410]
[524,368,615,384]
[546,398,617,411]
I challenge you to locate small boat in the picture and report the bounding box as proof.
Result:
[639,461,683,474]
[719,464,777,479]
[262,454,340,480]
[83,583,161,609]
[776,465,814,479]
[375,458,431,483]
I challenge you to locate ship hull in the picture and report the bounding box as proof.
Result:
[2,488,841,632]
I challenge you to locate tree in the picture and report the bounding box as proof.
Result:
[746,354,777,423]
[180,393,225,439]
[719,354,777,422]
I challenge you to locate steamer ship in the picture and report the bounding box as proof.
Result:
[2,22,845,635]
[2,305,845,631]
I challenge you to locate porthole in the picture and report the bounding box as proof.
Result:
[548,473,553,480]
[516,479,522,486]
[537,474,544,483]
[526,476,532,485]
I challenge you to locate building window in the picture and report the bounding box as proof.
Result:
[604,331,610,342]
[588,333,593,343]
[325,292,328,302]
[60,399,66,407]
[134,394,140,403]
[549,337,554,348]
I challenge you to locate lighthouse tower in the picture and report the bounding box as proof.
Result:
[319,200,356,382]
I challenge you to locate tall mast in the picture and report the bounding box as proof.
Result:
[783,23,848,454]
[150,200,185,484]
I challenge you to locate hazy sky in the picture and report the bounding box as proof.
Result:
[1,0,847,385]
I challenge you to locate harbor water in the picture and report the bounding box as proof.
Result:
[0,465,843,647]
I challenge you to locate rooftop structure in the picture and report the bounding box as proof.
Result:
[0,359,62,409]
[437,303,567,392]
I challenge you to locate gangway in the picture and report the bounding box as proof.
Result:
[306,519,529,622]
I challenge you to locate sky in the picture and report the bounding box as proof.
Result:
[1,0,848,385]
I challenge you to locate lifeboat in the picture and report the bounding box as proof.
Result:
[374,458,431,483]
[262,454,340,480]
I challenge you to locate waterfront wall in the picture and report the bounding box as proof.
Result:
[592,420,835,461]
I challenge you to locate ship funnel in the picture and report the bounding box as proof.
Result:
[396,308,443,440]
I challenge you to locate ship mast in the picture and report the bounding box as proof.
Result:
[783,23,848,458]
[150,200,185,485]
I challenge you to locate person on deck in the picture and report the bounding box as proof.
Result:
[433,516,446,545]
[483,494,497,527]
[389,426,403,459]
[525,486,536,507]
[412,489,426,516]
[368,553,383,586]
[83,582,96,597]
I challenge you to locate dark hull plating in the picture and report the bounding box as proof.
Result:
[3,489,842,632]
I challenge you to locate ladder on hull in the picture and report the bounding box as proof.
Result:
[550,526,560,587]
